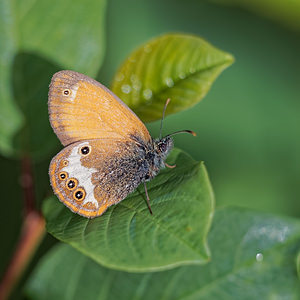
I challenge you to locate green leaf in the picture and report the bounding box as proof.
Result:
[297,251,300,280]
[43,148,214,272]
[0,0,107,158]
[26,207,300,300]
[111,33,234,122]
[12,53,61,159]
[0,0,24,156]
[17,0,107,77]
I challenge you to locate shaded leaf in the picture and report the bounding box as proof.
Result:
[213,0,300,31]
[0,156,22,276]
[26,207,300,300]
[12,53,60,160]
[111,33,234,122]
[43,149,214,272]
[0,0,107,158]
[297,251,300,280]
[0,0,24,156]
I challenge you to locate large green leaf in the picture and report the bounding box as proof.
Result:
[12,53,60,160]
[0,0,24,156]
[0,0,107,158]
[111,33,234,122]
[26,207,300,299]
[43,148,214,272]
[16,0,106,77]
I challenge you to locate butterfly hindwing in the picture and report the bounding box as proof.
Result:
[48,70,151,146]
[49,138,148,218]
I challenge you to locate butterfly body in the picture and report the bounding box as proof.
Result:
[48,70,174,218]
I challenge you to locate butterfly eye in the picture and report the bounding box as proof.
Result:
[159,143,167,153]
[59,171,68,180]
[66,178,78,190]
[80,145,91,156]
[63,89,71,96]
[73,188,86,201]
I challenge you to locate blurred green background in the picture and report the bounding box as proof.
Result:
[1,0,300,298]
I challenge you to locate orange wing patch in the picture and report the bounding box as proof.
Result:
[49,138,148,218]
[48,70,151,146]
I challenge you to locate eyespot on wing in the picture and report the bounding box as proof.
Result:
[49,138,149,218]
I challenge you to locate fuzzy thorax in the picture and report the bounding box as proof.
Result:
[145,137,174,180]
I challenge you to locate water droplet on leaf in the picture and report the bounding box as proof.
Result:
[189,67,196,74]
[115,73,124,82]
[133,81,142,91]
[121,84,131,94]
[130,74,138,83]
[179,72,186,79]
[256,253,263,262]
[165,77,174,87]
[143,89,152,100]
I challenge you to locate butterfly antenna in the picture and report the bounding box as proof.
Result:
[159,98,171,139]
[166,130,197,138]
[144,182,153,215]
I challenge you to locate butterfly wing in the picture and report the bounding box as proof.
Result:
[48,70,151,146]
[49,139,147,218]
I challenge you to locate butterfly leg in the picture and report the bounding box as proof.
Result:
[144,182,153,215]
[165,162,176,169]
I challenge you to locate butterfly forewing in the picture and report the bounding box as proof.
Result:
[49,139,148,218]
[48,70,151,146]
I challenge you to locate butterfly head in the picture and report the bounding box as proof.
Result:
[144,97,196,181]
[144,136,173,181]
[153,136,174,161]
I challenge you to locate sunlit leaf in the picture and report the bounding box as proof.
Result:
[111,33,234,122]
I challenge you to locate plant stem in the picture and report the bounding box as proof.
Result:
[0,156,46,300]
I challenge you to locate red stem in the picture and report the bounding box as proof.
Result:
[0,156,46,300]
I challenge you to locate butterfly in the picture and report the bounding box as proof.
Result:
[48,70,195,218]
